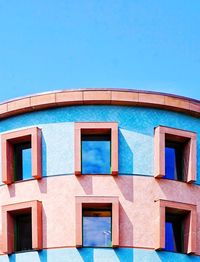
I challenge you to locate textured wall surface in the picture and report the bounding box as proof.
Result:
[0,248,200,262]
[0,176,200,253]
[0,105,199,180]
[0,105,199,261]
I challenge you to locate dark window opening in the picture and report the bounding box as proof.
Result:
[165,210,187,253]
[81,134,111,174]
[14,213,32,252]
[83,207,112,247]
[14,142,32,181]
[164,140,186,181]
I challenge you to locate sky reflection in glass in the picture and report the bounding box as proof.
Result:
[165,213,184,253]
[22,147,32,180]
[83,210,111,247]
[82,137,111,174]
[164,147,177,180]
[165,222,176,252]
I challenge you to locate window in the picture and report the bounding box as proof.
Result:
[155,199,197,254]
[165,209,186,253]
[83,207,112,247]
[76,196,119,248]
[1,127,42,184]
[14,213,32,252]
[82,134,111,174]
[75,122,118,176]
[14,142,32,181]
[154,126,196,183]
[2,201,42,254]
[165,141,184,181]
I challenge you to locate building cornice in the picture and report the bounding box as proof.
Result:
[0,89,199,119]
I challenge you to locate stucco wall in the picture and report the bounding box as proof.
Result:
[0,248,200,262]
[0,105,199,261]
[0,105,199,181]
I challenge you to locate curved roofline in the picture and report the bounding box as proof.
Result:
[0,88,199,119]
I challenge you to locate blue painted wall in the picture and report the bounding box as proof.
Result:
[0,248,200,262]
[0,105,199,183]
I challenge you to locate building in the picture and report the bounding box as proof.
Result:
[0,88,199,262]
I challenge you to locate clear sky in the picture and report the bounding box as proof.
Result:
[0,1,200,102]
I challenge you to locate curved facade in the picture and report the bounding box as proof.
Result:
[0,89,199,261]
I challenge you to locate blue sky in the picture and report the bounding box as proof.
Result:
[82,140,110,174]
[83,216,111,247]
[0,1,200,102]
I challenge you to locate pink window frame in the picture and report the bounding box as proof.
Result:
[155,199,197,254]
[1,127,42,184]
[154,126,196,183]
[76,196,119,248]
[2,200,42,254]
[75,122,118,176]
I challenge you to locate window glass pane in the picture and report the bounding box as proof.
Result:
[15,214,32,251]
[165,143,184,181]
[165,213,184,253]
[165,147,177,180]
[22,147,32,180]
[165,222,176,251]
[83,209,112,247]
[14,143,32,181]
[82,135,111,174]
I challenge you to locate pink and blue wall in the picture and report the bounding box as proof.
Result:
[0,89,199,261]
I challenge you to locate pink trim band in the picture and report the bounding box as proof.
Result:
[0,89,199,119]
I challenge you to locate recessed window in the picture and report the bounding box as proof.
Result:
[14,142,32,181]
[83,207,112,247]
[165,209,186,253]
[75,122,118,176]
[164,141,184,181]
[76,196,119,248]
[1,127,42,184]
[154,126,196,183]
[2,200,42,254]
[82,134,111,174]
[14,213,32,252]
[155,199,197,254]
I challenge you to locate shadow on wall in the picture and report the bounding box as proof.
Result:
[135,248,200,262]
[7,250,48,262]
[154,178,198,205]
[38,250,47,262]
[42,133,47,180]
[6,248,200,262]
[196,142,200,185]
[118,129,134,175]
[36,132,47,194]
[14,248,134,262]
[77,175,93,195]
[76,171,134,202]
[41,207,47,249]
[7,184,16,198]
[155,250,200,262]
[119,204,134,247]
[78,248,134,262]
[114,176,133,202]
[37,178,47,195]
[8,254,15,262]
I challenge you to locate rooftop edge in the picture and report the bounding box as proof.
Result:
[0,88,199,119]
